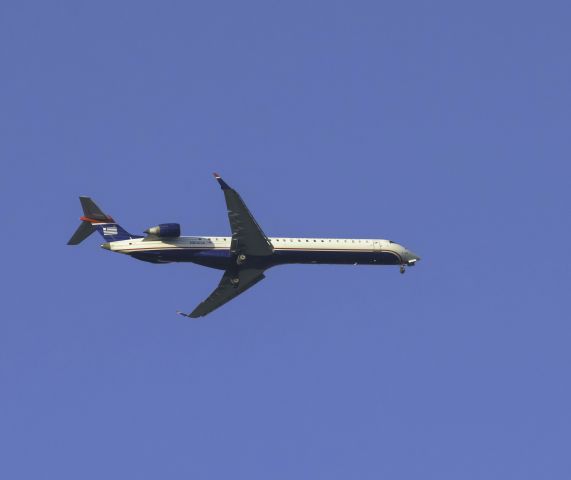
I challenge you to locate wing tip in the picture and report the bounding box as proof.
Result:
[177,310,200,319]
[212,172,230,190]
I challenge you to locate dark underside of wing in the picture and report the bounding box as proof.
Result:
[216,175,273,257]
[188,268,266,318]
[181,175,272,318]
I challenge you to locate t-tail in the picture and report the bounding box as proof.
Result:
[67,196,141,245]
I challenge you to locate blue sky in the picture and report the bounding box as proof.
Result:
[1,1,570,478]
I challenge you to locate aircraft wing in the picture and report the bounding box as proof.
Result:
[214,173,274,257]
[181,268,266,318]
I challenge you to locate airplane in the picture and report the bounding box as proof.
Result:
[68,173,421,318]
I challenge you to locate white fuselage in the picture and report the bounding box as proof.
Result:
[104,235,419,266]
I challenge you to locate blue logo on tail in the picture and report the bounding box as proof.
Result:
[93,223,142,242]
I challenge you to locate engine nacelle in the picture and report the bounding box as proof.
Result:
[144,223,181,238]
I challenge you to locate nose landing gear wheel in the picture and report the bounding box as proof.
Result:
[400,265,406,274]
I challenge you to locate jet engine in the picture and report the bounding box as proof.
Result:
[144,223,181,238]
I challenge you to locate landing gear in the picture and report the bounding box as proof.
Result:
[237,254,247,265]
[400,265,406,274]
[230,277,240,286]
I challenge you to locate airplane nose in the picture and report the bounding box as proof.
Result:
[407,250,421,263]
[101,242,111,250]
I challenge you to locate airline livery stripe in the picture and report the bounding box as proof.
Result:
[115,247,401,255]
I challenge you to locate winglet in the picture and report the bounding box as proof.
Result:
[177,310,198,319]
[213,172,230,190]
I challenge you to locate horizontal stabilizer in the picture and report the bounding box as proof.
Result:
[67,221,95,245]
[79,196,115,222]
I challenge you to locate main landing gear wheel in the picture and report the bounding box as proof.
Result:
[400,265,406,274]
[230,277,240,286]
[237,254,247,265]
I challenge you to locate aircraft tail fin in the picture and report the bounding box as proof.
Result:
[67,196,141,245]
